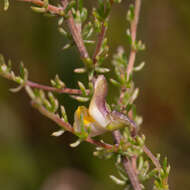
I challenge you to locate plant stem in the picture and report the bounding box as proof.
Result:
[61,0,89,59]
[17,0,65,14]
[127,0,141,78]
[113,130,141,190]
[92,22,107,65]
[27,81,89,95]
[113,1,143,189]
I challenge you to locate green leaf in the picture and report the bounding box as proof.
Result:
[78,81,87,96]
[31,7,46,13]
[110,175,126,185]
[110,78,121,87]
[126,4,134,22]
[126,29,132,45]
[95,67,110,73]
[70,139,81,147]
[133,62,145,72]
[61,105,68,122]
[70,95,89,102]
[52,130,65,137]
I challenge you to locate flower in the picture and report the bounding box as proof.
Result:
[73,75,137,137]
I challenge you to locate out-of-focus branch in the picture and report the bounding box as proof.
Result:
[127,0,141,77]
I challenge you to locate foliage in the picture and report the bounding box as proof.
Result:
[1,0,170,189]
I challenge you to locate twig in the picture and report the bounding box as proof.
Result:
[17,0,66,15]
[143,145,161,170]
[92,22,107,64]
[127,0,141,77]
[27,81,89,95]
[0,70,87,95]
[61,0,89,59]
[113,131,142,190]
[112,1,143,190]
[123,157,141,190]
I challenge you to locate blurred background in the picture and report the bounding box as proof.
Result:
[0,0,190,189]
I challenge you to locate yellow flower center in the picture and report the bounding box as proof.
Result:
[76,106,95,126]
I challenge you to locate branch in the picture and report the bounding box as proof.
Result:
[61,0,89,59]
[113,131,142,190]
[27,81,89,95]
[0,70,87,95]
[92,22,107,64]
[17,0,66,15]
[127,0,141,77]
[143,145,161,170]
[112,1,143,190]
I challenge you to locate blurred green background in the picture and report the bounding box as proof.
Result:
[0,0,190,189]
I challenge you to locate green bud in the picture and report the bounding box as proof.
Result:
[48,92,59,112]
[14,76,24,84]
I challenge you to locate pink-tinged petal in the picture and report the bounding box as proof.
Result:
[89,75,110,127]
